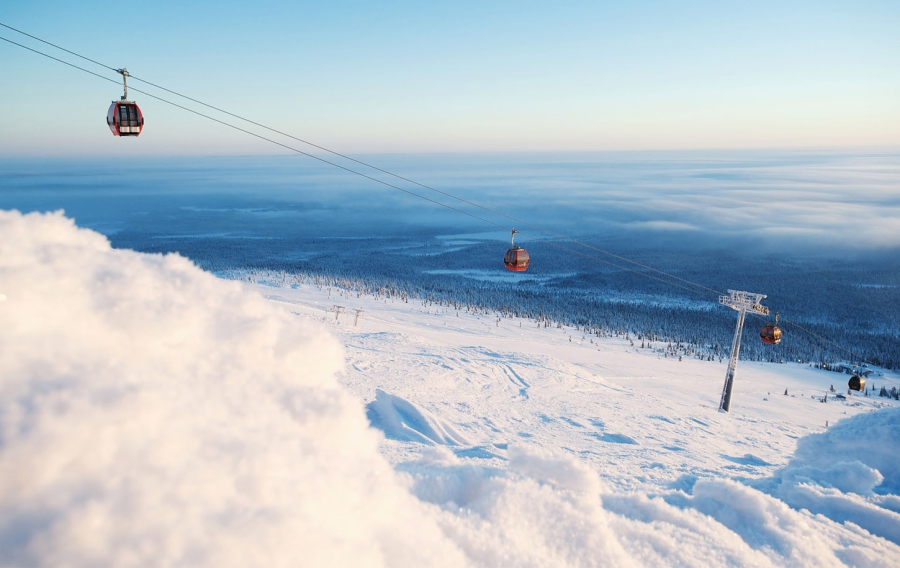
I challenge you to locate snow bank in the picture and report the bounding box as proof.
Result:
[784,408,900,494]
[753,408,900,545]
[401,445,631,567]
[404,441,900,567]
[0,210,464,567]
[629,477,896,567]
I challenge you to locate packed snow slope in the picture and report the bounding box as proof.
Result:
[1,210,899,567]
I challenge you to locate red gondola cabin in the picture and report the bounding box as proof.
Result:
[107,67,143,137]
[760,312,782,345]
[504,229,530,272]
[504,247,530,272]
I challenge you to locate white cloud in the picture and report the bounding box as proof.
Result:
[625,220,701,232]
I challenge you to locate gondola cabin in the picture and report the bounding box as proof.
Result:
[760,312,782,345]
[107,67,143,137]
[504,247,530,272]
[504,228,530,272]
[848,375,865,392]
[107,101,144,137]
[760,324,782,344]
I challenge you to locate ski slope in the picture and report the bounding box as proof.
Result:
[257,279,899,492]
[3,210,900,567]
[249,276,900,564]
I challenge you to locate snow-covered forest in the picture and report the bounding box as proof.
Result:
[111,228,900,372]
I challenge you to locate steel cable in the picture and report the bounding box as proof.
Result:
[0,27,885,369]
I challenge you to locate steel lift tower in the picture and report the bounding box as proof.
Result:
[718,290,770,413]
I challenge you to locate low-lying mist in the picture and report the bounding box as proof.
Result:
[2,149,896,255]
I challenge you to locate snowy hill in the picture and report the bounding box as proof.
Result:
[254,277,900,489]
[2,210,899,567]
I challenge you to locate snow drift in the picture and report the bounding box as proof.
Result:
[782,408,900,494]
[1,210,899,567]
[366,388,469,446]
[753,408,900,546]
[0,210,630,567]
[0,210,463,567]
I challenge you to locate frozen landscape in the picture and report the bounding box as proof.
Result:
[2,209,899,567]
[3,3,899,564]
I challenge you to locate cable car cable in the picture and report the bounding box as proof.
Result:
[0,32,875,359]
[0,31,875,356]
[0,33,721,298]
[0,21,725,299]
[1,29,885,368]
[746,311,876,368]
[0,22,119,73]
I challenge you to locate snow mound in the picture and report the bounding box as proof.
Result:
[401,445,631,567]
[655,478,894,567]
[753,408,900,545]
[366,388,469,446]
[784,408,900,494]
[0,210,464,567]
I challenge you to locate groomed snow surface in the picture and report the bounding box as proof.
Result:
[1,210,899,567]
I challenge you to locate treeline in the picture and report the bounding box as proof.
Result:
[111,232,900,371]
[878,386,900,400]
[221,266,898,372]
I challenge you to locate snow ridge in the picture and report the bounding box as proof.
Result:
[366,388,469,446]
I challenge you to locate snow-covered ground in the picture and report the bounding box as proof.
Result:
[3,210,899,567]
[255,281,900,492]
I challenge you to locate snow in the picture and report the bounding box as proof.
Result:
[367,389,470,446]
[2,210,900,566]
[0,210,462,567]
[750,410,900,546]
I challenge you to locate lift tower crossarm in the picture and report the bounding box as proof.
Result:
[718,290,769,413]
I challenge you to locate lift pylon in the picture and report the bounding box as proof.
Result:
[718,290,770,413]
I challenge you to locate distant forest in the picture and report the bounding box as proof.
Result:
[112,231,900,371]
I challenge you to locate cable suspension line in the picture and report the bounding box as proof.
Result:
[747,311,875,368]
[0,21,723,299]
[0,33,713,298]
[0,26,885,370]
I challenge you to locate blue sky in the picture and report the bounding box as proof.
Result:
[1,1,898,155]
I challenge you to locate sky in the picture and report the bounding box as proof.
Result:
[1,0,899,156]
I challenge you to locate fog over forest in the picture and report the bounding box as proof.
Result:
[2,150,898,368]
